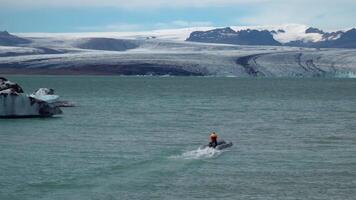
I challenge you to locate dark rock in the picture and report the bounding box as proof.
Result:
[236,29,281,46]
[305,27,325,34]
[187,27,281,46]
[270,29,285,34]
[277,29,286,33]
[0,79,24,93]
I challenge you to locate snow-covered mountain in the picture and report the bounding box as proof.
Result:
[186,24,356,48]
[235,24,326,43]
[15,24,352,46]
[15,24,327,43]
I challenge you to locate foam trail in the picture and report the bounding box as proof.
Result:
[170,147,223,160]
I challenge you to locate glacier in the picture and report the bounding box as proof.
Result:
[1,29,356,77]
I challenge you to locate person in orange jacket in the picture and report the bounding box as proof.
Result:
[209,132,218,148]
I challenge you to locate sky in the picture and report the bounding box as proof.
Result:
[0,0,356,32]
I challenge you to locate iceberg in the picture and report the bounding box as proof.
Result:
[29,88,59,104]
[0,77,62,118]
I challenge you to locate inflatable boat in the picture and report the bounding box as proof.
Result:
[204,139,233,150]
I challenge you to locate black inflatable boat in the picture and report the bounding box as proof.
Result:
[204,139,233,150]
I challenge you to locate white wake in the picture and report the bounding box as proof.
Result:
[170,147,223,160]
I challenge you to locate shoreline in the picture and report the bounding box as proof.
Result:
[0,64,205,76]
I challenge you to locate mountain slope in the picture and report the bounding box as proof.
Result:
[314,29,356,48]
[186,26,356,49]
[74,38,139,51]
[186,27,281,46]
[0,31,31,46]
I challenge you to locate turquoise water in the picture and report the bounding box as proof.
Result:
[1,76,356,200]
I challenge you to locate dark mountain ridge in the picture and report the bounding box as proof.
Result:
[187,26,356,49]
[186,27,281,46]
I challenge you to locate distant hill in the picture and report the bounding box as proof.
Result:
[314,28,356,48]
[75,38,139,51]
[187,26,356,49]
[186,27,281,46]
[0,31,31,46]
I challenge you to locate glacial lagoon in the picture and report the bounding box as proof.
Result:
[1,75,356,200]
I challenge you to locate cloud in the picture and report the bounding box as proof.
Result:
[2,0,356,30]
[77,23,144,31]
[235,0,356,30]
[155,20,213,29]
[0,0,268,8]
[77,20,213,32]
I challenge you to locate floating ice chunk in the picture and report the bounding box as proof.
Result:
[30,88,59,103]
[0,78,62,118]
